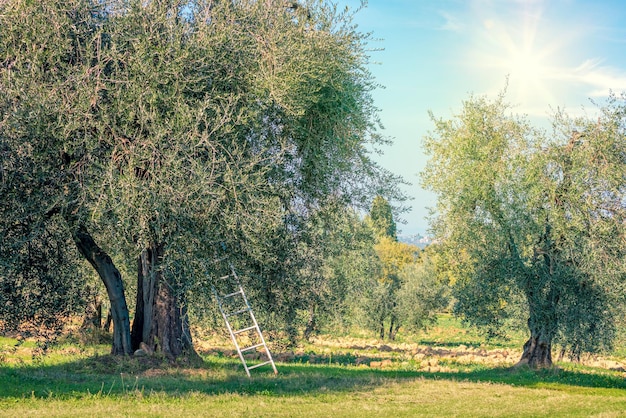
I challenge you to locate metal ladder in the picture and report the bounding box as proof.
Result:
[211,260,277,377]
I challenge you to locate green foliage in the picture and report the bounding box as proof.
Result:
[0,216,87,333]
[396,252,449,332]
[356,197,450,340]
[0,0,99,331]
[358,235,416,339]
[297,203,381,334]
[422,91,626,363]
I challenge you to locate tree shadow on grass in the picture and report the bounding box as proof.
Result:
[1,352,625,400]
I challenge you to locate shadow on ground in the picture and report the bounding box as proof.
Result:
[1,348,625,400]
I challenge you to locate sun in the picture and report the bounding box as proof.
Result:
[509,45,546,86]
[501,26,556,103]
[470,5,565,114]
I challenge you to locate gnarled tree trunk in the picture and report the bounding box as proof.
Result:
[389,315,400,341]
[81,293,102,330]
[303,302,317,341]
[518,230,559,369]
[131,243,194,359]
[518,328,553,368]
[517,300,557,368]
[70,223,133,355]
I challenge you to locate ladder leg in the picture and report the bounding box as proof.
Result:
[246,307,278,374]
[212,285,251,377]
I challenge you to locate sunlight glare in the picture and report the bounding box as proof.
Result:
[470,3,567,115]
[507,40,552,100]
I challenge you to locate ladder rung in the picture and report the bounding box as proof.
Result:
[223,289,243,298]
[225,307,250,317]
[240,343,264,352]
[234,325,258,335]
[247,360,272,370]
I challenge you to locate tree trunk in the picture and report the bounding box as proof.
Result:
[517,314,554,368]
[70,224,133,355]
[518,332,552,368]
[389,319,400,341]
[284,304,298,347]
[517,222,560,369]
[131,243,194,359]
[103,309,112,332]
[130,249,150,350]
[303,303,317,341]
[518,272,559,369]
[388,315,396,341]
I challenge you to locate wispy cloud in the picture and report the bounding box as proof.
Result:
[438,11,464,32]
[529,58,626,99]
[565,59,626,97]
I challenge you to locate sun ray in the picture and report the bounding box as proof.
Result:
[466,1,572,114]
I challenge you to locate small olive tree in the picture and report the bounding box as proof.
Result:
[395,249,449,333]
[423,92,626,368]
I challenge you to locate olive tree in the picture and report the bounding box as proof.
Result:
[1,0,402,357]
[368,195,397,240]
[395,248,449,333]
[423,92,626,368]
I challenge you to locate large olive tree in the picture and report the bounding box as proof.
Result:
[1,0,401,357]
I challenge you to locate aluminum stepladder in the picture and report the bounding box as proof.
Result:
[211,258,278,377]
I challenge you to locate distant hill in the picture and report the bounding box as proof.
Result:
[398,233,432,249]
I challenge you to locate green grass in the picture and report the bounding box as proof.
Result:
[407,313,527,349]
[1,319,625,417]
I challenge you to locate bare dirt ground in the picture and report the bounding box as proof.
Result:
[194,334,626,374]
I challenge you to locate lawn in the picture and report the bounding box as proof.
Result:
[1,316,625,417]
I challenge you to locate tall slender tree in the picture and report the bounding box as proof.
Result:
[369,195,397,240]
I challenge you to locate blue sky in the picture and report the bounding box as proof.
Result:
[342,0,626,235]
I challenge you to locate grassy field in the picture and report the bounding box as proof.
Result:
[1,316,625,417]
